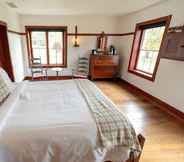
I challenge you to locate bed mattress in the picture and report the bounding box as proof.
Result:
[0,79,134,162]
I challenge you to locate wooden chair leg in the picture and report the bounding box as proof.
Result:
[138,134,145,150]
[105,134,145,162]
[128,134,146,162]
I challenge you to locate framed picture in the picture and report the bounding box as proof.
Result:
[160,26,184,61]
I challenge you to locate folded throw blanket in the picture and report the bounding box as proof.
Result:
[75,79,140,153]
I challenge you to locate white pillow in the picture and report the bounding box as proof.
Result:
[0,75,11,104]
[0,68,15,91]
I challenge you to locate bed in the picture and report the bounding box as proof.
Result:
[0,69,145,162]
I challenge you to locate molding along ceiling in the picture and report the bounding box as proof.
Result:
[3,0,167,15]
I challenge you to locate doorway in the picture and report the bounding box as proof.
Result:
[0,21,14,81]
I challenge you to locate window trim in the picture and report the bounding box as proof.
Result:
[128,15,172,81]
[25,26,67,68]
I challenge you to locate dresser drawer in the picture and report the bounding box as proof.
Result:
[94,59,116,66]
[90,54,120,80]
[94,68,117,76]
[92,55,119,66]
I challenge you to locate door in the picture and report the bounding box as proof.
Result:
[0,21,14,81]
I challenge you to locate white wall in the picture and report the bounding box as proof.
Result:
[0,1,24,82]
[116,0,184,112]
[20,15,118,76]
[0,1,20,31]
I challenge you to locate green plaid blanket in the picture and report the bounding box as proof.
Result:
[75,79,140,152]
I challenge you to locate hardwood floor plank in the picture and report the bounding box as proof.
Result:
[95,81,184,162]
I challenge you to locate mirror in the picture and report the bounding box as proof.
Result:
[97,31,108,54]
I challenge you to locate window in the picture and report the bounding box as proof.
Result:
[136,26,165,74]
[26,26,67,67]
[128,16,171,81]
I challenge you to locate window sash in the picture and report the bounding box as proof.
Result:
[135,49,159,74]
[48,31,63,65]
[135,25,165,74]
[31,31,47,64]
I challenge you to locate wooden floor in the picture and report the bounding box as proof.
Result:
[95,81,184,162]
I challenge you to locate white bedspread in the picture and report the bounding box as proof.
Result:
[0,80,129,162]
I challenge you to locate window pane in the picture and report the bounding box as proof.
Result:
[136,50,158,74]
[48,32,63,64]
[136,26,165,74]
[31,31,47,64]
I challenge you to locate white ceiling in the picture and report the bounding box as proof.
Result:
[3,0,166,15]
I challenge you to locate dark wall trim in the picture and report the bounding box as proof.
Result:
[7,29,135,37]
[7,26,176,37]
[67,32,135,36]
[8,29,26,35]
[119,79,184,123]
[24,76,73,81]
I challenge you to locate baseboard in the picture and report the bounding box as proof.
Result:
[24,76,73,80]
[119,79,184,123]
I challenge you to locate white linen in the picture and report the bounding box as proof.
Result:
[0,80,129,162]
[0,75,11,104]
[0,82,24,131]
[0,68,15,91]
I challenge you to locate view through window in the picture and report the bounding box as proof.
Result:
[48,32,63,65]
[31,31,47,64]
[136,26,165,74]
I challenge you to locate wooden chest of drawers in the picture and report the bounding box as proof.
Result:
[90,55,119,80]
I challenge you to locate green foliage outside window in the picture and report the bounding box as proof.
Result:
[142,26,165,51]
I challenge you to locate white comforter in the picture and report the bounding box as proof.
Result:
[0,80,129,162]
